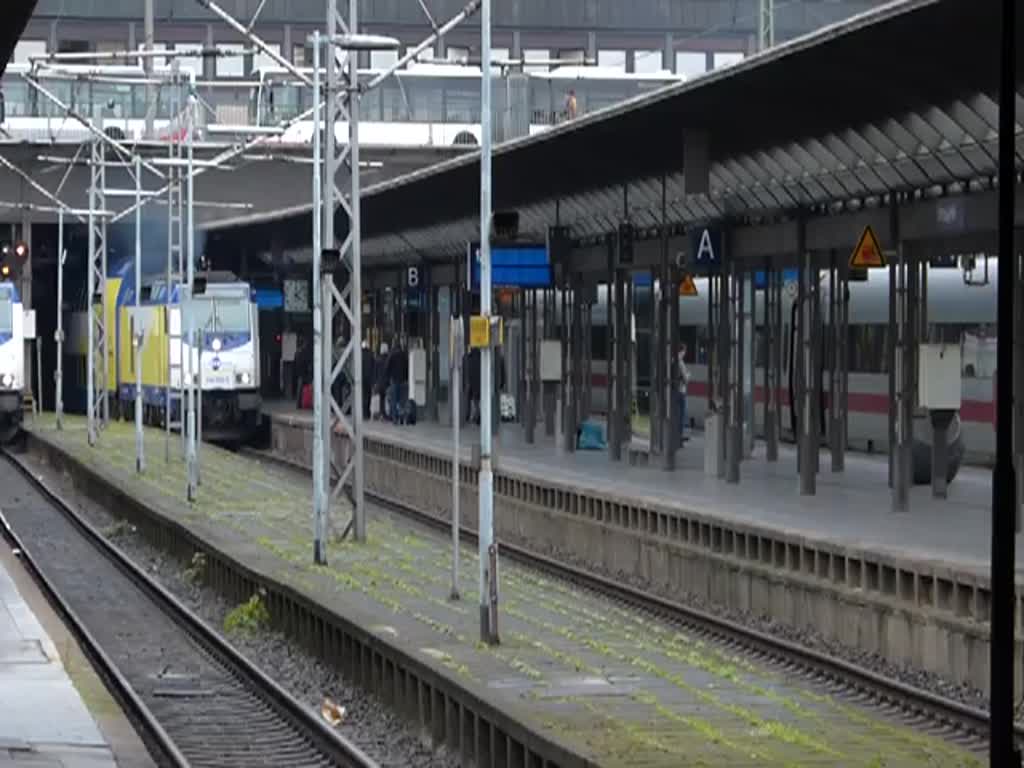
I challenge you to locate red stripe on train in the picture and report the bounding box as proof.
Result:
[589,375,995,424]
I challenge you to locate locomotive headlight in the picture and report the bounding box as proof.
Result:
[0,373,13,388]
[211,337,223,352]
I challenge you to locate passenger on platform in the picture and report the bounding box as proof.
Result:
[677,343,690,444]
[294,335,314,410]
[361,340,375,420]
[466,347,481,424]
[374,343,390,420]
[565,89,578,121]
[386,339,410,424]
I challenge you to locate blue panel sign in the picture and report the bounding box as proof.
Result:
[254,287,283,309]
[632,273,653,288]
[470,243,552,290]
[753,269,799,289]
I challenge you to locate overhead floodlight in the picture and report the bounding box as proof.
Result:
[307,32,400,51]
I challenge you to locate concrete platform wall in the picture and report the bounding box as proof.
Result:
[271,417,1022,697]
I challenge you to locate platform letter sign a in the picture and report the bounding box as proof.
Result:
[689,227,721,273]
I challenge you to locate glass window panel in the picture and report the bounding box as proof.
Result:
[139,42,169,69]
[381,81,404,120]
[713,51,744,69]
[1,76,31,116]
[12,39,45,64]
[445,85,478,122]
[675,51,706,77]
[217,43,245,77]
[175,43,203,77]
[409,81,442,120]
[634,49,663,73]
[360,85,381,120]
[90,82,133,119]
[446,45,470,64]
[556,48,585,65]
[597,49,626,71]
[292,44,308,66]
[405,46,435,67]
[523,48,549,73]
[254,43,281,71]
[370,50,398,69]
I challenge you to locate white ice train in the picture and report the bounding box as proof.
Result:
[584,261,999,465]
[0,278,25,441]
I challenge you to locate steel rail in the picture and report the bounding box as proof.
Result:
[1,447,380,768]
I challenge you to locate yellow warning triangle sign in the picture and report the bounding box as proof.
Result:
[849,225,886,268]
[679,274,698,296]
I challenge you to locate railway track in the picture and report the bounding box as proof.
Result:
[0,447,379,768]
[246,446,1016,757]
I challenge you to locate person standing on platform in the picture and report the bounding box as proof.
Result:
[374,342,389,420]
[361,340,375,420]
[677,343,690,444]
[564,89,578,121]
[294,335,313,410]
[466,346,481,424]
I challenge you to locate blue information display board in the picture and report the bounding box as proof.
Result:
[753,268,799,289]
[470,243,552,290]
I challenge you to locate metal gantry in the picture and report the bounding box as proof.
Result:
[86,138,109,447]
[311,0,370,564]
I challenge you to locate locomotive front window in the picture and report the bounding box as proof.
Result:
[193,298,250,335]
[0,297,11,335]
[213,299,250,334]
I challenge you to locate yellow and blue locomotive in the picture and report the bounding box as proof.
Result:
[69,263,262,442]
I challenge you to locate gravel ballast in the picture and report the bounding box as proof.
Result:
[27,456,462,768]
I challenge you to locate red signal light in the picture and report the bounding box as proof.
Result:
[13,241,27,260]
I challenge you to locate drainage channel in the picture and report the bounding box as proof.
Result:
[0,448,379,768]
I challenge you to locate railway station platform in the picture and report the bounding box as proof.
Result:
[24,416,982,768]
[264,404,1016,699]
[0,541,121,767]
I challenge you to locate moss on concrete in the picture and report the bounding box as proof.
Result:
[30,416,984,767]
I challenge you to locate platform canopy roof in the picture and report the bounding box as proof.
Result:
[0,1,38,78]
[214,0,1023,266]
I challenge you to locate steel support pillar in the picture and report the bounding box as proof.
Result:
[665,263,680,471]
[134,154,145,474]
[763,264,779,461]
[582,293,593,422]
[892,238,912,513]
[717,267,730,478]
[726,259,742,484]
[55,210,65,430]
[609,263,623,461]
[887,205,898,487]
[798,226,817,495]
[86,138,108,447]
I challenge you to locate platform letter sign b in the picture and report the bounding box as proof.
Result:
[408,266,419,288]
